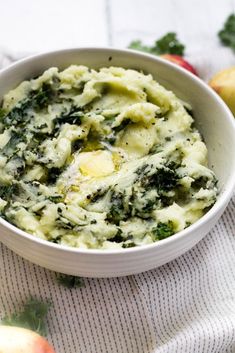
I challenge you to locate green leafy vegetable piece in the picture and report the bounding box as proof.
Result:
[31,83,55,110]
[153,221,174,240]
[0,108,6,119]
[3,83,56,127]
[218,14,235,51]
[54,106,84,130]
[110,229,124,243]
[129,32,185,56]
[152,167,178,191]
[47,167,63,184]
[2,131,26,158]
[113,118,132,133]
[106,192,125,224]
[137,164,178,192]
[3,97,32,127]
[122,242,136,249]
[153,32,185,55]
[0,184,19,202]
[128,40,153,53]
[71,139,83,153]
[48,195,64,203]
[56,274,85,288]
[1,298,51,336]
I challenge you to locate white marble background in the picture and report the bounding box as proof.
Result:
[0,0,235,80]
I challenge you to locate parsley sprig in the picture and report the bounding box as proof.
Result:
[1,298,51,336]
[56,274,85,288]
[218,13,235,51]
[129,32,185,56]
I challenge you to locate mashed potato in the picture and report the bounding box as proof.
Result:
[0,65,217,249]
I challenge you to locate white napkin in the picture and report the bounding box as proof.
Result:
[0,52,235,353]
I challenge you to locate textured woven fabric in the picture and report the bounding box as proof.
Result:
[0,52,234,353]
[1,196,235,352]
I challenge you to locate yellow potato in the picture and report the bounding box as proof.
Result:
[0,326,55,353]
[209,67,235,115]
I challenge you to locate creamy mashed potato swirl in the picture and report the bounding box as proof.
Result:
[0,65,217,249]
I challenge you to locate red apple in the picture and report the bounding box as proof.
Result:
[161,54,198,75]
[209,67,235,115]
[0,326,55,353]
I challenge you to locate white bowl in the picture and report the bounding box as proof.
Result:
[0,48,235,278]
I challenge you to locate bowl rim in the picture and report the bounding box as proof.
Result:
[0,46,235,255]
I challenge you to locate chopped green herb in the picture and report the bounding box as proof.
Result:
[2,82,58,128]
[218,14,235,52]
[5,157,26,179]
[113,118,132,133]
[152,167,178,192]
[0,184,19,202]
[2,130,25,157]
[54,106,84,129]
[154,32,185,55]
[153,221,174,240]
[191,176,209,190]
[110,229,123,243]
[1,298,51,336]
[129,32,185,56]
[141,198,156,213]
[128,40,153,54]
[47,167,63,184]
[3,98,31,127]
[137,164,178,192]
[71,139,83,153]
[48,195,64,203]
[122,242,136,248]
[31,83,55,110]
[0,108,6,119]
[106,192,125,224]
[56,273,85,288]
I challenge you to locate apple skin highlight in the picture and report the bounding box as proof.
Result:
[209,66,235,116]
[0,326,56,353]
[161,54,198,75]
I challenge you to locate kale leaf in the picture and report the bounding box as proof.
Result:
[3,98,32,127]
[152,167,178,191]
[5,156,26,178]
[3,83,57,127]
[71,139,83,153]
[0,184,19,202]
[2,130,25,157]
[56,273,85,288]
[129,32,185,56]
[47,167,63,184]
[110,229,124,243]
[48,195,64,203]
[128,40,153,53]
[122,242,136,249]
[31,83,55,110]
[218,13,235,51]
[153,221,174,240]
[0,108,6,119]
[154,32,185,55]
[137,164,178,192]
[113,118,132,133]
[107,165,178,223]
[54,106,84,130]
[1,298,51,336]
[106,192,125,224]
